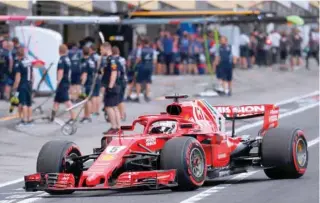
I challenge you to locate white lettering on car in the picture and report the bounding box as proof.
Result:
[217,153,227,159]
[105,146,127,154]
[146,138,157,146]
[215,106,265,114]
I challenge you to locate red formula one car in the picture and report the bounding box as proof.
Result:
[24,95,308,194]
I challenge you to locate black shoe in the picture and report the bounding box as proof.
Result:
[133,98,140,103]
[144,96,151,102]
[66,119,76,124]
[80,117,92,124]
[126,96,133,102]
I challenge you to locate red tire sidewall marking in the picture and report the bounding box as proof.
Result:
[185,141,206,186]
[292,130,307,174]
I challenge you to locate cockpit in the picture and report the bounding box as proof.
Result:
[148,120,178,134]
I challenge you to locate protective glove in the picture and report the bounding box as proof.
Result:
[79,86,87,100]
[9,91,19,113]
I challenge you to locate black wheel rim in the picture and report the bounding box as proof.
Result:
[189,148,205,178]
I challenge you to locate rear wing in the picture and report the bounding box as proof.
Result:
[212,104,280,133]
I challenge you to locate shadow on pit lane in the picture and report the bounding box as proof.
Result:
[203,178,272,187]
[41,179,273,199]
[42,187,173,199]
[230,178,273,185]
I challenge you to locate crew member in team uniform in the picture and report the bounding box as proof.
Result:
[89,44,101,116]
[50,44,76,122]
[4,41,14,100]
[135,37,157,103]
[100,42,121,134]
[188,34,199,74]
[112,47,127,121]
[79,46,96,123]
[125,41,140,101]
[0,40,12,100]
[11,47,35,126]
[69,43,82,102]
[214,36,237,96]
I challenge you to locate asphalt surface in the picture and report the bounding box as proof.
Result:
[0,64,318,203]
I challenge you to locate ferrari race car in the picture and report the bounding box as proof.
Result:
[24,95,308,194]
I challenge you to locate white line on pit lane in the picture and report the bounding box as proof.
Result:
[0,192,42,195]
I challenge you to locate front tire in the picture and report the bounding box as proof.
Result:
[160,137,206,191]
[261,128,308,179]
[36,140,82,195]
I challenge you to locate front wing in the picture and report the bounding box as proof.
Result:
[24,170,177,192]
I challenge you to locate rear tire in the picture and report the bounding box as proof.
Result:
[261,128,308,179]
[160,137,206,191]
[36,140,82,195]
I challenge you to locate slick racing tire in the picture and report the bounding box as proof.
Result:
[36,140,82,195]
[160,137,206,191]
[261,128,308,179]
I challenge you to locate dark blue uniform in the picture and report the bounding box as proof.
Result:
[6,51,14,87]
[54,55,72,103]
[15,58,33,106]
[179,37,189,64]
[0,48,10,86]
[188,40,198,64]
[81,57,95,96]
[90,53,100,97]
[136,47,154,84]
[114,56,126,102]
[217,44,233,82]
[100,55,111,88]
[69,48,82,85]
[127,49,138,84]
[103,56,121,107]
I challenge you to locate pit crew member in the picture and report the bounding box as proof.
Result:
[50,44,76,123]
[135,37,157,103]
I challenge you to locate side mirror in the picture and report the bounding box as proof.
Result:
[180,123,193,129]
[120,125,133,130]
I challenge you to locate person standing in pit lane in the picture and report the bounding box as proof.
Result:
[306,27,319,70]
[125,41,141,101]
[162,31,174,75]
[0,40,13,100]
[156,29,165,75]
[239,32,250,69]
[135,37,157,103]
[279,31,290,69]
[188,34,199,75]
[180,31,190,74]
[79,46,96,123]
[68,42,82,102]
[89,44,101,117]
[172,34,181,75]
[101,43,122,134]
[290,28,303,70]
[112,46,127,121]
[12,47,35,126]
[50,44,76,123]
[99,42,112,96]
[4,41,14,100]
[214,36,237,96]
